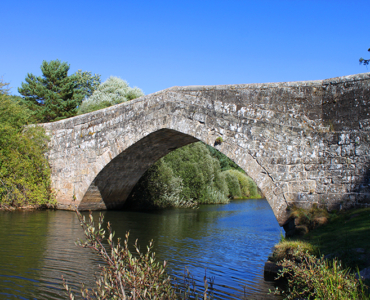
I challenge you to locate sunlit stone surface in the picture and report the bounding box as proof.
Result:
[42,73,370,226]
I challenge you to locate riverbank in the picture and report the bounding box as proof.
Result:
[266,206,370,299]
[0,203,55,211]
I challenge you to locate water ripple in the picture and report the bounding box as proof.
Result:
[0,199,281,299]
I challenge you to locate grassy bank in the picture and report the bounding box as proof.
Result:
[269,206,370,299]
[300,207,370,270]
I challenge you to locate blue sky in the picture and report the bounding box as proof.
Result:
[2,0,370,95]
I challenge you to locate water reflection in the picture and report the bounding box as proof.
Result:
[89,199,281,299]
[0,199,281,299]
[0,210,100,300]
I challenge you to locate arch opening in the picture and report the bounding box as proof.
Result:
[78,129,198,210]
[78,128,286,225]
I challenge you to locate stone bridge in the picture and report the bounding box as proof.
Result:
[42,73,370,226]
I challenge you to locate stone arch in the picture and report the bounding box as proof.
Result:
[77,127,287,225]
[42,73,370,228]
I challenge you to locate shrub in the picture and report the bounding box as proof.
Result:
[126,159,197,209]
[128,142,230,209]
[272,253,369,300]
[63,211,214,299]
[214,137,223,145]
[223,169,260,199]
[206,144,245,172]
[0,88,54,207]
[78,76,144,114]
[224,171,242,199]
[162,142,230,204]
[128,142,263,208]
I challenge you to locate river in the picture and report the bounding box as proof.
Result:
[0,199,281,299]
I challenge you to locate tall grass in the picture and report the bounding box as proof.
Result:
[272,253,369,300]
[270,206,370,299]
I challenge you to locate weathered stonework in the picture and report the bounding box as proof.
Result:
[42,73,370,226]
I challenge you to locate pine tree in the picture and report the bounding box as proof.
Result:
[18,60,100,122]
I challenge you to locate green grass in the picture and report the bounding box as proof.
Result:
[270,207,370,299]
[270,240,319,263]
[300,207,370,270]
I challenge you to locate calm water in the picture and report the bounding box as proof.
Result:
[0,199,281,299]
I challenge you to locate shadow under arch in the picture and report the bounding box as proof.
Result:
[79,129,198,210]
[78,128,288,226]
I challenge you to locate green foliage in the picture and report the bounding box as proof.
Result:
[127,159,193,210]
[0,94,32,128]
[270,240,319,263]
[0,89,54,207]
[63,211,214,299]
[223,169,260,199]
[128,142,229,209]
[77,76,144,115]
[271,207,370,299]
[162,142,229,205]
[272,252,369,300]
[74,70,101,100]
[214,137,223,145]
[359,48,370,66]
[224,171,242,199]
[205,144,244,172]
[300,207,370,270]
[18,59,101,122]
[128,142,262,209]
[0,77,10,94]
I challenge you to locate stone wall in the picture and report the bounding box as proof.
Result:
[42,73,370,226]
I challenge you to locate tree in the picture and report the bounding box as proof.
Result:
[0,78,53,207]
[0,77,10,95]
[74,70,101,99]
[77,76,144,115]
[18,60,101,122]
[359,48,370,66]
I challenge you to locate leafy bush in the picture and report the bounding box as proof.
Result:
[128,142,263,209]
[223,169,260,199]
[0,87,54,207]
[63,211,214,299]
[126,159,196,210]
[214,137,223,145]
[206,144,244,172]
[272,253,369,300]
[127,142,230,209]
[224,171,242,199]
[78,76,144,115]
